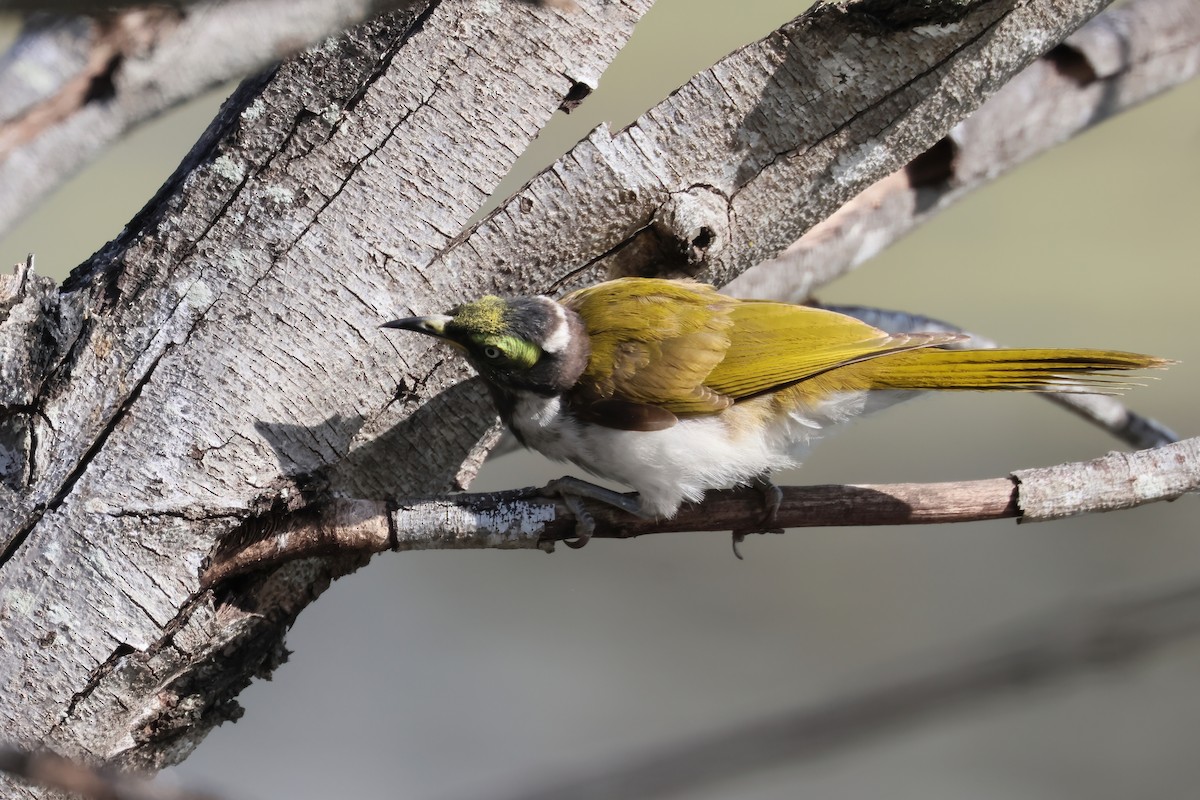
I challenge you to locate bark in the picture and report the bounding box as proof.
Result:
[0,0,1188,793]
[0,0,422,237]
[441,0,1117,296]
[0,0,651,785]
[727,0,1200,302]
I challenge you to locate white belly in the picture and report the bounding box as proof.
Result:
[508,390,886,518]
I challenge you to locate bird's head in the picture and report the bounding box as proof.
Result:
[382,294,590,396]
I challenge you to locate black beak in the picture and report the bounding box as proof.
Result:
[380,315,453,337]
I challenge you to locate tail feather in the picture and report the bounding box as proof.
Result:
[851,348,1173,394]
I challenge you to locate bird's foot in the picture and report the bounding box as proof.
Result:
[730,474,785,560]
[752,473,784,528]
[539,476,645,550]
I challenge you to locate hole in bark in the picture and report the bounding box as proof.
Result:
[606,227,705,280]
[84,53,123,104]
[559,81,592,114]
[691,227,714,251]
[111,642,137,660]
[1044,43,1097,86]
[905,136,958,189]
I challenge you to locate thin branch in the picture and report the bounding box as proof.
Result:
[727,0,1200,302]
[4,0,1189,779]
[0,0,579,238]
[483,577,1200,800]
[0,745,217,800]
[202,436,1200,587]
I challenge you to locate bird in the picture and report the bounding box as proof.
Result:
[382,277,1168,545]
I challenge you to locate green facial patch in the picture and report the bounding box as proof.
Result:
[445,296,542,370]
[474,334,541,369]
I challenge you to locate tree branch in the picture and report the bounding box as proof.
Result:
[0,745,216,800]
[202,436,1200,586]
[442,0,1119,297]
[2,0,1188,787]
[0,0,652,778]
[726,0,1200,302]
[0,0,432,237]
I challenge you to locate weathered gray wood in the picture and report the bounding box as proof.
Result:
[0,0,650,786]
[428,0,1115,300]
[0,0,421,237]
[1015,438,1200,521]
[3,0,1180,792]
[727,0,1200,303]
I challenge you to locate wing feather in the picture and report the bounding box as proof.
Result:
[560,279,956,418]
[561,279,736,414]
[707,301,963,398]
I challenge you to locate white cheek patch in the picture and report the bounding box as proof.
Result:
[540,299,571,354]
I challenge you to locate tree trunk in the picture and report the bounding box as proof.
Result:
[0,0,651,784]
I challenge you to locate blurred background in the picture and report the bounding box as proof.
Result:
[3,1,1199,798]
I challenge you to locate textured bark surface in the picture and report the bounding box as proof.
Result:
[727,0,1200,303]
[3,0,1174,792]
[0,1,427,237]
[435,0,1112,299]
[0,0,650,786]
[1015,438,1200,521]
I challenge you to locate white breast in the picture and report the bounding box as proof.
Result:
[508,389,888,518]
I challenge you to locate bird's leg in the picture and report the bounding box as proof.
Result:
[752,473,784,527]
[731,473,785,560]
[539,476,646,549]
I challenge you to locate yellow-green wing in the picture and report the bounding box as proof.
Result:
[561,278,737,414]
[704,301,962,400]
[561,279,961,416]
[560,278,1166,428]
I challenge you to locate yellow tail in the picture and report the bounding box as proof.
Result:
[850,348,1173,393]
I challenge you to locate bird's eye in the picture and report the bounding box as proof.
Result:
[482,345,503,360]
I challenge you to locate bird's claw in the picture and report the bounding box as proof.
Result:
[731,530,746,561]
[730,476,785,559]
[559,492,596,549]
[752,474,783,529]
[539,476,636,550]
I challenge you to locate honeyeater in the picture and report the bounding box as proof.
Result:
[383,277,1167,536]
